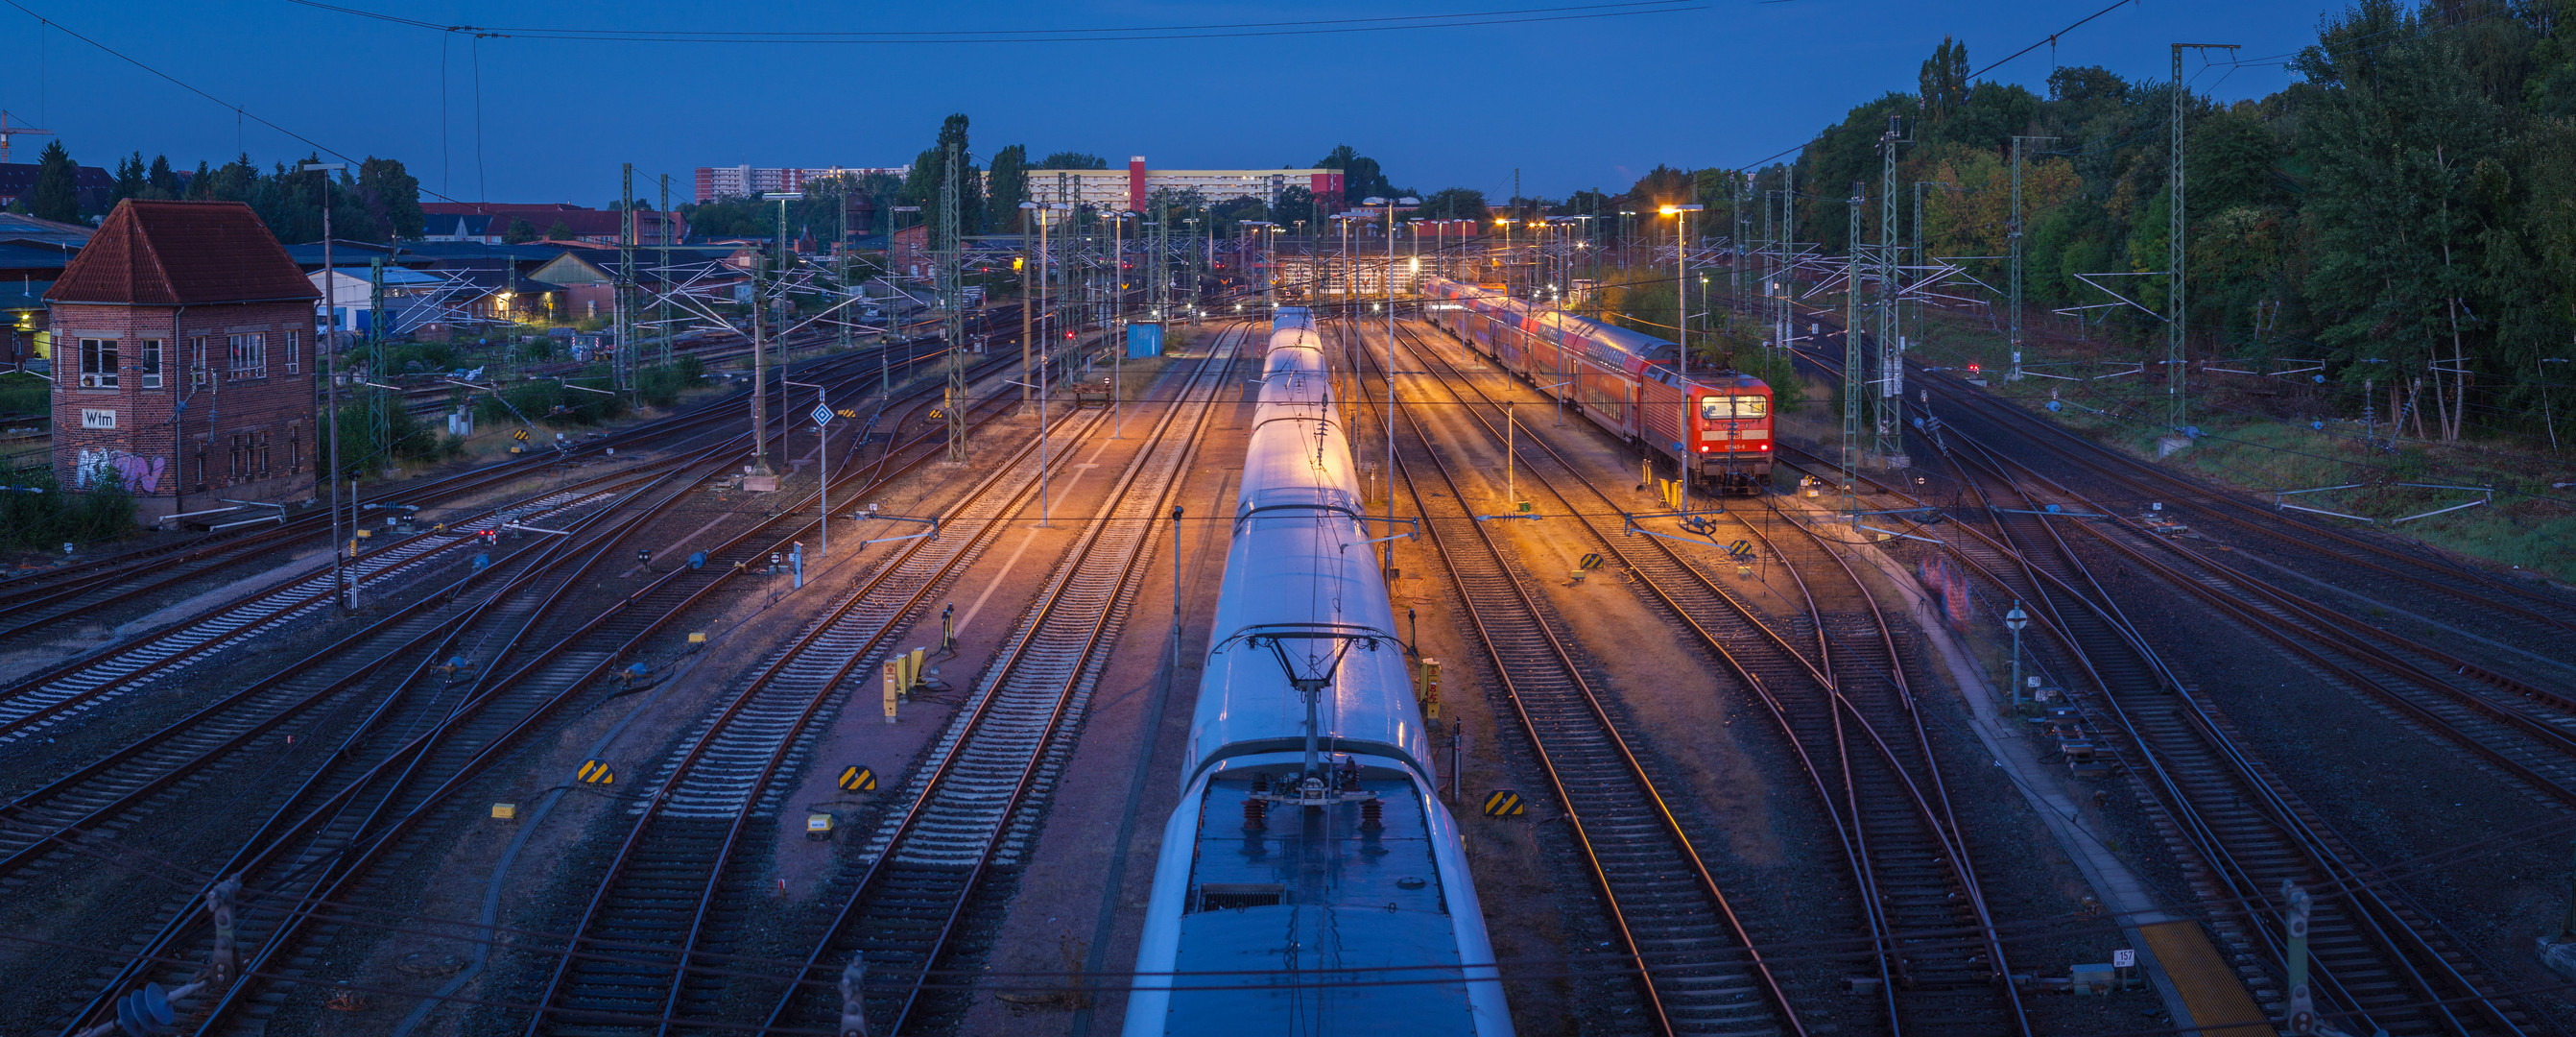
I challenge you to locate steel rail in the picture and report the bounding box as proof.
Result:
[757,325,1243,1037]
[1936,433,2520,1036]
[62,346,1032,1036]
[1390,318,2026,1034]
[1356,319,1756,1036]
[162,356,1040,1037]
[517,398,1116,1033]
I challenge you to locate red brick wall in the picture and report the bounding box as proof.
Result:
[50,300,316,505]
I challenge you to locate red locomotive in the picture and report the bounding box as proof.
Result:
[1420,277,1774,493]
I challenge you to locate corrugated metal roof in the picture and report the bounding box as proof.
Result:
[47,200,317,305]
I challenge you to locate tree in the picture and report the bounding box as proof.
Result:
[356,157,424,240]
[547,219,575,241]
[903,114,985,251]
[1419,187,1490,220]
[145,156,182,200]
[987,144,1030,231]
[113,153,147,205]
[30,141,80,224]
[1314,144,1399,204]
[1038,152,1108,170]
[504,218,538,244]
[1920,36,1969,123]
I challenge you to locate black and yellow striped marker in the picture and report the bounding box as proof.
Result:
[1578,553,1603,570]
[576,759,615,785]
[838,766,876,792]
[1482,789,1524,818]
[513,428,531,442]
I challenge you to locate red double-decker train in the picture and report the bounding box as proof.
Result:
[1419,277,1774,493]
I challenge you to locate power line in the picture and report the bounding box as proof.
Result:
[286,0,1703,44]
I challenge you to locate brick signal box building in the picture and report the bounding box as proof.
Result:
[48,200,320,523]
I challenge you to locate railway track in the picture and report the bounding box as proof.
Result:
[1342,320,1791,1035]
[37,347,1037,1036]
[0,328,982,647]
[0,476,648,746]
[1384,319,2031,1035]
[1914,431,2528,1036]
[517,398,1121,1034]
[753,325,1243,1037]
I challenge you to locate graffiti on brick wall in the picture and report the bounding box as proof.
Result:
[74,448,165,494]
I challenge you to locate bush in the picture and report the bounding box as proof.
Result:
[474,376,627,428]
[0,372,49,419]
[327,390,463,476]
[636,356,704,408]
[0,464,133,545]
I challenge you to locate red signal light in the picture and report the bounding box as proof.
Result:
[1967,363,1980,372]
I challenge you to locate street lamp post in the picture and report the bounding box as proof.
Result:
[2004,601,2030,710]
[299,161,351,611]
[1018,202,1070,406]
[1662,205,1704,376]
[1364,196,1417,575]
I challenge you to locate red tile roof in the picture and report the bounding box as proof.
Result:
[47,200,319,306]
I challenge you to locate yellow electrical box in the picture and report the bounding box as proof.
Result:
[1419,658,1442,719]
[687,632,707,644]
[490,803,517,821]
[908,647,928,688]
[883,662,901,723]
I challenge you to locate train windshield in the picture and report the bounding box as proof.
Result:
[1701,395,1770,421]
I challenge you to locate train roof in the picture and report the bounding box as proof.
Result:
[1423,277,1769,393]
[1154,776,1486,1032]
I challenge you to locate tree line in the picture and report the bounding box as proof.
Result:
[1647,0,2576,444]
[15,140,425,244]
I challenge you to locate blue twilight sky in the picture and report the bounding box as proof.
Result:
[4,1,2334,206]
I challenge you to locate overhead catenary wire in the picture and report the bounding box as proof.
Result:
[285,0,1703,44]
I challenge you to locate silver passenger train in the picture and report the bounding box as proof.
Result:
[1122,309,1513,1035]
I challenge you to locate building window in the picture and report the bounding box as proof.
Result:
[138,339,161,389]
[285,331,299,374]
[191,337,208,388]
[227,333,267,380]
[79,338,118,388]
[229,434,242,480]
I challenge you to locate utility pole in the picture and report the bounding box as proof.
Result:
[1875,116,1906,466]
[1020,203,1034,404]
[941,141,967,463]
[2010,135,2056,383]
[751,253,772,475]
[2171,42,2240,433]
[368,256,389,458]
[1844,181,1868,478]
[619,162,635,394]
[837,181,852,357]
[658,174,672,368]
[299,160,351,612]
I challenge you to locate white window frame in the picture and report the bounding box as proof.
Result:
[285,330,299,374]
[138,339,161,389]
[78,337,118,389]
[227,332,267,381]
[191,337,208,388]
